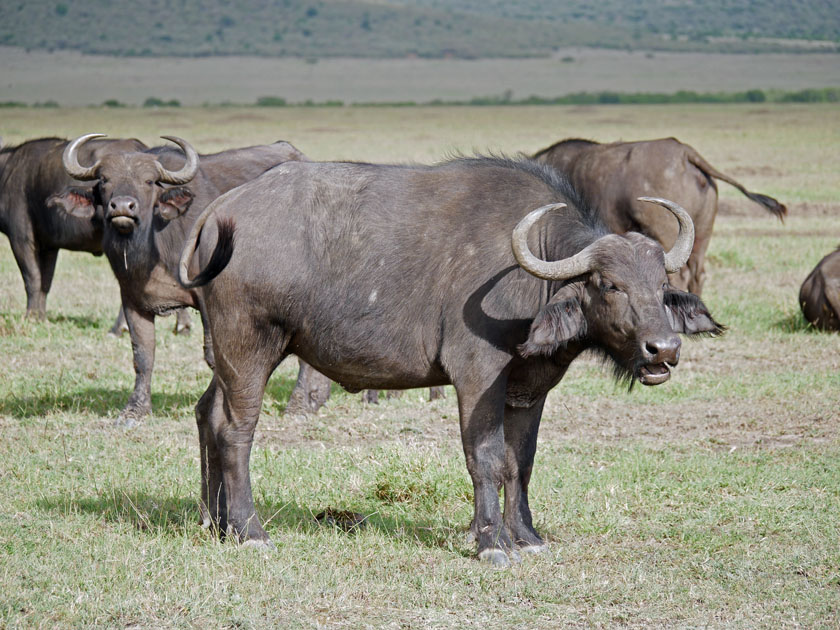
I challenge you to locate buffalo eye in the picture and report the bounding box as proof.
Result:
[100,177,108,184]
[145,179,154,186]
[603,282,621,294]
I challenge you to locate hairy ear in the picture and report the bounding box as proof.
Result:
[664,290,725,336]
[47,186,97,219]
[157,186,194,221]
[518,286,586,357]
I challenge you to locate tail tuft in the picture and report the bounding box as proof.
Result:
[746,192,787,222]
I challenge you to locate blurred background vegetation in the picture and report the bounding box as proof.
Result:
[1,0,838,58]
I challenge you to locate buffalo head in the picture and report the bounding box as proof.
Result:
[514,197,723,385]
[49,133,199,236]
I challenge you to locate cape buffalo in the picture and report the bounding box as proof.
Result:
[0,136,192,333]
[178,156,723,565]
[50,134,308,426]
[800,247,840,331]
[533,137,787,295]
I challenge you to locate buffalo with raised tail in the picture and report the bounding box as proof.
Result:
[800,247,840,331]
[178,156,723,566]
[533,137,786,295]
[49,134,308,426]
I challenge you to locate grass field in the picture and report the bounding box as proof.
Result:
[3,46,840,106]
[1,104,839,628]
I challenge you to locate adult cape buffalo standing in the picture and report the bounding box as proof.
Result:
[178,156,723,565]
[0,136,190,333]
[800,247,840,331]
[533,137,787,295]
[49,134,308,426]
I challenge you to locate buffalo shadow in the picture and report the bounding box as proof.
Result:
[36,489,474,556]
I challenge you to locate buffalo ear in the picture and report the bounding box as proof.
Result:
[157,186,194,221]
[47,186,97,219]
[519,295,586,358]
[664,290,725,336]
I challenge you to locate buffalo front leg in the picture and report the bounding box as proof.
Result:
[502,396,549,554]
[9,235,47,319]
[456,376,518,566]
[118,303,156,427]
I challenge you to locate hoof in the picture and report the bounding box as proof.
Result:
[241,538,275,551]
[478,548,520,567]
[113,414,141,429]
[519,543,549,555]
[174,325,192,337]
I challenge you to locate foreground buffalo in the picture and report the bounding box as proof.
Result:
[50,134,307,425]
[533,137,786,295]
[178,156,723,565]
[800,247,840,331]
[0,136,186,332]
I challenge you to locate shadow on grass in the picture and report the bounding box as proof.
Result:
[46,312,109,330]
[774,309,821,334]
[0,371,301,419]
[0,386,197,419]
[36,490,469,556]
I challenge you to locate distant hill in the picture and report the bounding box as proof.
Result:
[1,0,838,58]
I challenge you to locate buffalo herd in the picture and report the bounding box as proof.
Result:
[0,129,833,565]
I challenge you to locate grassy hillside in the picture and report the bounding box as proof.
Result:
[1,0,838,58]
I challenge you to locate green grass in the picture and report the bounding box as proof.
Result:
[1,104,839,628]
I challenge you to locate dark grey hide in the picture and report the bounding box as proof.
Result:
[50,135,308,426]
[533,137,786,295]
[800,247,840,331]
[0,136,185,333]
[180,156,723,565]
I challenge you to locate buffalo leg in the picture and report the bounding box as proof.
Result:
[118,303,156,427]
[286,360,332,415]
[9,235,47,319]
[36,247,59,315]
[502,396,548,553]
[455,376,518,566]
[201,331,288,545]
[196,376,226,530]
[429,386,446,401]
[173,308,193,336]
[108,305,129,337]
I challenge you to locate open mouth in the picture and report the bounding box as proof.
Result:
[109,215,138,234]
[638,363,672,386]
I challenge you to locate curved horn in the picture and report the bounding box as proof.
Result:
[512,203,600,281]
[156,135,199,185]
[637,197,695,273]
[63,133,106,180]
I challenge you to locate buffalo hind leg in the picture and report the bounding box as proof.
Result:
[173,308,193,336]
[502,395,548,554]
[196,376,226,530]
[456,375,518,567]
[202,329,289,545]
[286,360,332,415]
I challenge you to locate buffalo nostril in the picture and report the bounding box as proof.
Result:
[128,201,136,211]
[109,201,117,209]
[644,337,681,362]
